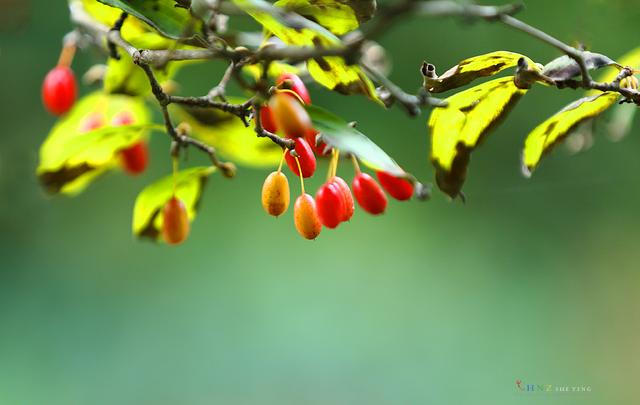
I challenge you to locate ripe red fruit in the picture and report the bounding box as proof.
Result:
[111,111,147,175]
[260,105,278,133]
[316,182,346,229]
[285,138,316,178]
[294,193,322,240]
[376,171,414,201]
[120,142,148,175]
[332,177,354,221]
[42,66,77,115]
[277,73,311,104]
[353,173,387,215]
[162,196,190,245]
[269,92,312,138]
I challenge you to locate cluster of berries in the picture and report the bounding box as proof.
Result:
[260,74,415,240]
[41,44,148,176]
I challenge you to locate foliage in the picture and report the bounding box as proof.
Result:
[39,0,640,243]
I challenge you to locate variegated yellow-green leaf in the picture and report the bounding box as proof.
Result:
[171,101,283,168]
[242,60,302,82]
[274,0,375,35]
[95,0,202,39]
[103,52,192,96]
[584,48,640,141]
[77,0,174,48]
[593,47,640,84]
[38,91,151,195]
[521,48,640,176]
[424,51,535,93]
[103,54,150,96]
[132,167,215,242]
[306,104,406,177]
[428,77,527,198]
[233,0,379,100]
[522,92,620,175]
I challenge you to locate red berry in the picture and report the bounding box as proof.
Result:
[294,193,322,240]
[78,113,104,133]
[277,73,311,104]
[162,196,190,245]
[376,171,414,201]
[260,105,278,133]
[42,66,77,115]
[316,182,345,229]
[304,129,330,156]
[111,111,135,126]
[121,142,148,175]
[353,173,387,215]
[332,177,354,221]
[269,92,312,138]
[285,138,316,178]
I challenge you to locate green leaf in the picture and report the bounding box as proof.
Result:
[170,100,283,168]
[96,0,201,39]
[37,91,151,195]
[424,51,535,93]
[132,167,215,242]
[305,104,406,177]
[542,51,617,81]
[274,0,375,35]
[233,0,379,101]
[521,92,620,175]
[428,77,527,198]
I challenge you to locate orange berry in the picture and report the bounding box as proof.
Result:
[162,197,190,245]
[294,193,322,240]
[269,92,312,138]
[261,171,290,217]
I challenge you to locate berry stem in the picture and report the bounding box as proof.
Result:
[350,154,362,175]
[57,43,76,68]
[276,88,305,105]
[278,148,288,173]
[294,156,305,194]
[172,156,179,196]
[328,149,340,179]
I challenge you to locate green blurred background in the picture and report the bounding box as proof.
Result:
[1,0,639,403]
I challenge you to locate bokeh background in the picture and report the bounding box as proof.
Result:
[1,0,639,404]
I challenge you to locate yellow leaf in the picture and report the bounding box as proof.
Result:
[428,77,527,198]
[103,52,192,96]
[38,91,151,195]
[79,0,173,49]
[522,92,620,175]
[274,0,371,35]
[132,167,215,242]
[171,101,283,168]
[591,47,640,85]
[232,0,379,100]
[425,51,535,93]
[103,54,150,96]
[242,60,301,82]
